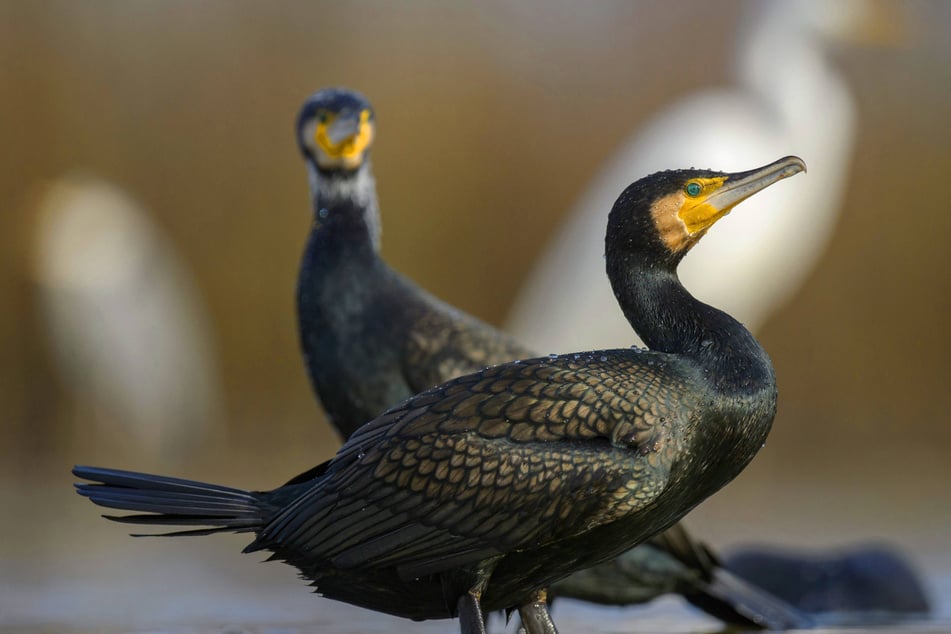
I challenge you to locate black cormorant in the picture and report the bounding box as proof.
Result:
[74,154,804,634]
[295,88,527,441]
[293,88,807,629]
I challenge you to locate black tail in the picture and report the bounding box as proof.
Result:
[681,566,813,630]
[73,465,272,537]
[652,525,813,629]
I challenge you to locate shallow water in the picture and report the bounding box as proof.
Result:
[2,564,948,634]
[3,484,948,634]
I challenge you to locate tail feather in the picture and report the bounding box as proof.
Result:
[73,465,270,537]
[74,466,251,495]
[79,488,259,516]
[649,525,812,629]
[683,567,814,630]
[93,510,259,533]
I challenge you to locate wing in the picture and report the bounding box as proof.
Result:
[256,350,698,580]
[400,295,534,392]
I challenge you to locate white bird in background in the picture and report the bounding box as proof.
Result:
[33,176,222,463]
[508,0,895,353]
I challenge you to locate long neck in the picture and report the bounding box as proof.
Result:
[607,250,774,394]
[298,159,383,343]
[307,160,382,252]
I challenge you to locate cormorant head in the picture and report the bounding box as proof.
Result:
[297,88,375,172]
[608,156,806,267]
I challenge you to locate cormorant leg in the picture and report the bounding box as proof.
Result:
[455,556,502,634]
[457,591,487,634]
[518,588,559,634]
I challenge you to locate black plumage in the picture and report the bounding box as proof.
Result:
[295,89,527,440]
[293,88,808,628]
[74,150,805,633]
[551,523,812,629]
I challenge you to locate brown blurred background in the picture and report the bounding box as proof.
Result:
[1,0,949,628]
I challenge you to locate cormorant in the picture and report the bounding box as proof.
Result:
[74,154,805,634]
[293,87,809,629]
[295,88,527,441]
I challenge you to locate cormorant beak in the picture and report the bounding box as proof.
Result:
[680,156,806,236]
[314,109,375,171]
[711,156,807,214]
[326,112,362,145]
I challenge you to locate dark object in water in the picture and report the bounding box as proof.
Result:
[726,544,931,618]
[74,157,804,633]
[550,523,810,629]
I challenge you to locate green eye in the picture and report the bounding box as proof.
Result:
[317,111,329,124]
[685,182,702,197]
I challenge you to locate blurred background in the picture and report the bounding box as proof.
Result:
[1,1,949,631]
